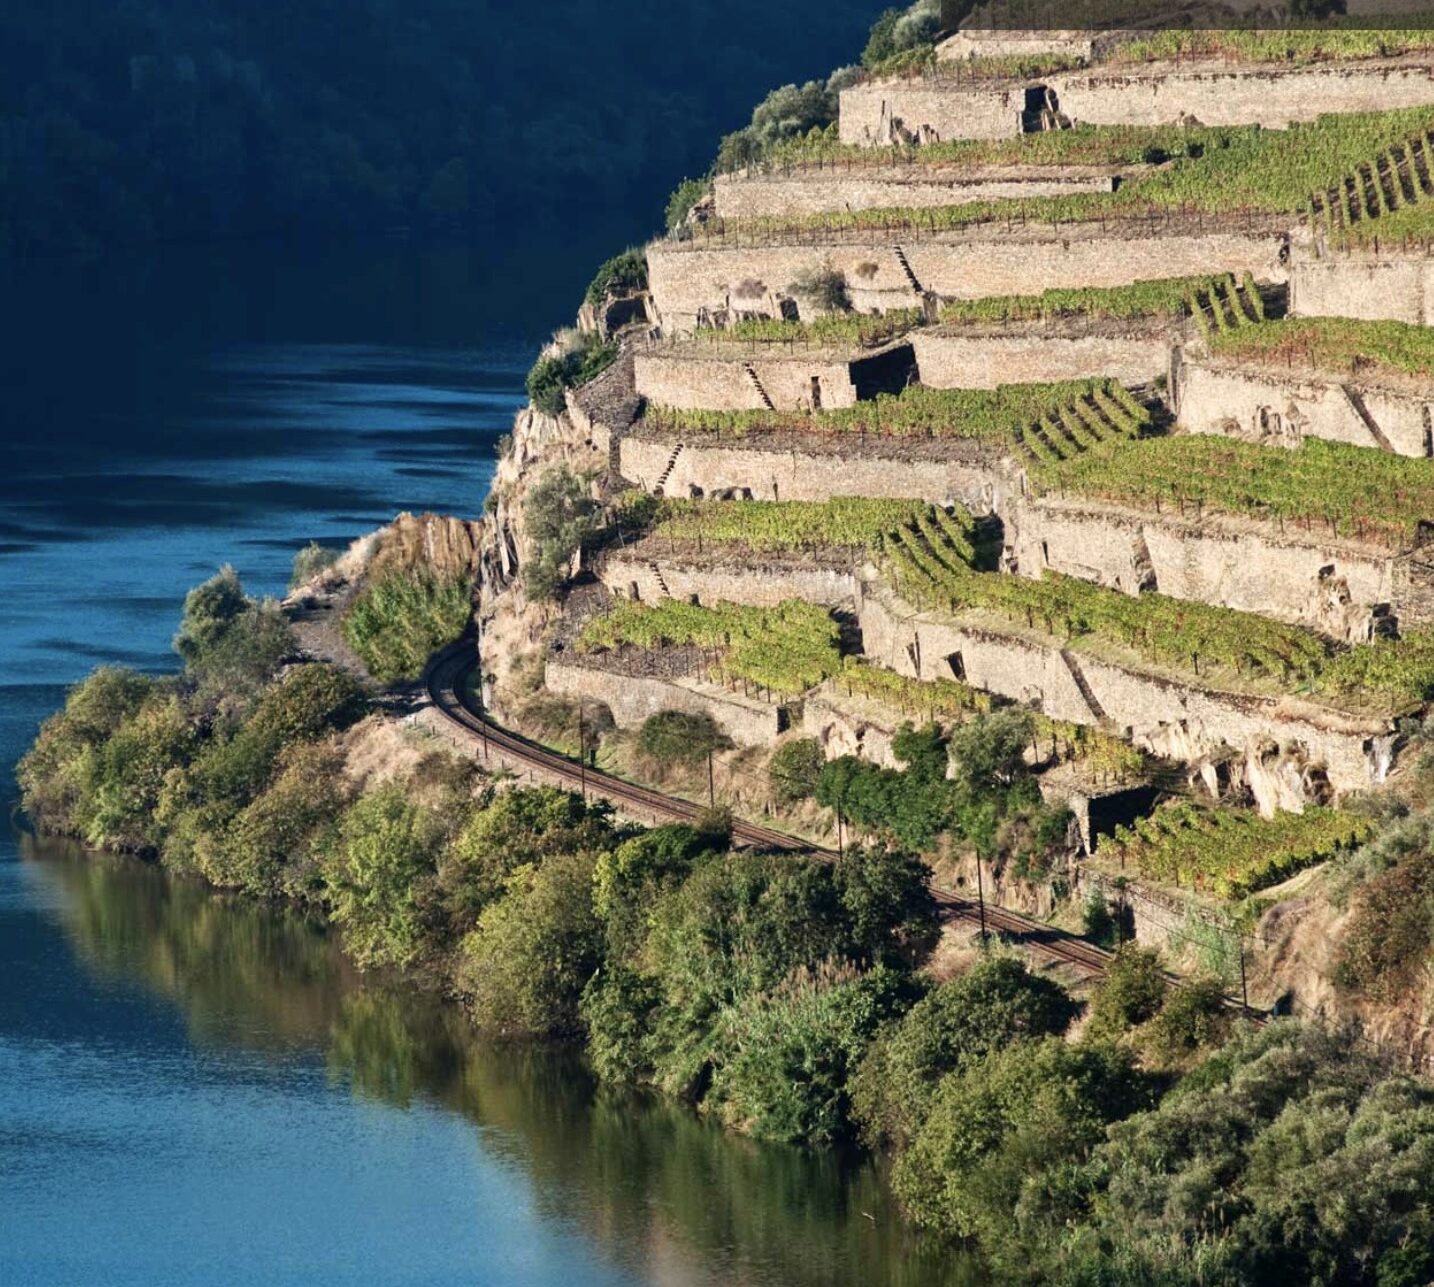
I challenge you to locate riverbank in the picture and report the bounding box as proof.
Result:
[20,549,1434,1284]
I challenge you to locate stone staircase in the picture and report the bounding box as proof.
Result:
[892,244,923,295]
[742,363,776,410]
[647,560,673,598]
[653,443,685,496]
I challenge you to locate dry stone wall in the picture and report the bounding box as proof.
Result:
[1177,358,1433,457]
[857,587,1392,815]
[1009,495,1408,639]
[632,345,917,412]
[840,59,1434,145]
[914,324,1173,388]
[648,225,1285,332]
[598,550,862,609]
[619,432,1013,508]
[713,166,1120,219]
[544,658,784,746]
[1290,245,1434,325]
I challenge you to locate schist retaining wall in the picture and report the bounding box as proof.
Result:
[597,549,863,609]
[544,659,784,746]
[839,59,1434,145]
[618,432,1013,508]
[712,165,1122,219]
[648,224,1285,332]
[913,322,1174,388]
[1008,495,1408,640]
[632,342,915,412]
[857,588,1393,815]
[1289,245,1434,325]
[1176,357,1433,457]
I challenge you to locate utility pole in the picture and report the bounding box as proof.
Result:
[578,708,586,801]
[976,855,988,945]
[1239,937,1249,1012]
[707,745,715,810]
[837,808,844,859]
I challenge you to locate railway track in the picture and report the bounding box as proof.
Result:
[423,641,1119,979]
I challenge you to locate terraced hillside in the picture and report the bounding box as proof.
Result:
[477,8,1434,1009]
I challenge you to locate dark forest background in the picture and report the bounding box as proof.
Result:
[0,0,879,258]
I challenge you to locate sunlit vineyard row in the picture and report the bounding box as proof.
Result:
[579,598,841,697]
[691,309,924,347]
[881,517,1434,709]
[940,274,1223,326]
[1030,434,1434,549]
[643,378,1136,442]
[696,108,1434,236]
[1107,801,1375,899]
[1207,315,1434,379]
[649,496,976,555]
[837,659,1146,778]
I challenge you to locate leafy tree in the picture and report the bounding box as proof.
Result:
[851,955,1079,1148]
[705,963,917,1145]
[892,1037,1149,1244]
[1087,944,1169,1040]
[522,465,600,600]
[862,1,941,70]
[323,786,446,969]
[440,787,616,927]
[584,248,648,308]
[948,708,1034,798]
[458,850,603,1037]
[85,694,196,851]
[591,823,718,960]
[816,723,953,851]
[768,736,824,803]
[831,844,939,968]
[525,330,619,416]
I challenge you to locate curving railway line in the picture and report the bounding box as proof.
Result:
[424,640,1120,979]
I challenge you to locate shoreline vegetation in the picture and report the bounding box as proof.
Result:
[18,554,1434,1283]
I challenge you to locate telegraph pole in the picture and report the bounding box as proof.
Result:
[1239,937,1249,1012]
[707,745,715,809]
[577,708,586,801]
[976,855,988,945]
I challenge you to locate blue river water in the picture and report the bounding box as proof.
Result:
[0,239,969,1286]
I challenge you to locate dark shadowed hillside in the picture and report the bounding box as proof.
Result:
[0,0,878,257]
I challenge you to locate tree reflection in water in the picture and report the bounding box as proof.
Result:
[28,838,977,1287]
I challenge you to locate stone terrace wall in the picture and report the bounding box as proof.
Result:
[598,549,862,609]
[544,658,784,746]
[712,166,1120,220]
[619,432,1013,509]
[648,224,1286,332]
[857,588,1391,814]
[1009,495,1405,639]
[1177,358,1433,457]
[840,82,1025,144]
[632,343,916,412]
[1290,245,1434,325]
[634,350,862,411]
[840,60,1434,145]
[913,324,1173,389]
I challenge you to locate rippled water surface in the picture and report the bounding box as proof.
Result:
[0,241,970,1286]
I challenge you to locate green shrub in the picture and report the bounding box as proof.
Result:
[636,710,732,771]
[525,331,619,416]
[665,177,711,231]
[174,567,294,694]
[342,566,472,683]
[768,737,825,803]
[1146,978,1232,1062]
[290,541,341,589]
[788,262,850,313]
[1335,844,1434,1003]
[584,248,647,308]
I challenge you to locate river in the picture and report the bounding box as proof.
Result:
[0,239,971,1286]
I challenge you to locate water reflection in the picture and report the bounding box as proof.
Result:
[26,838,976,1287]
